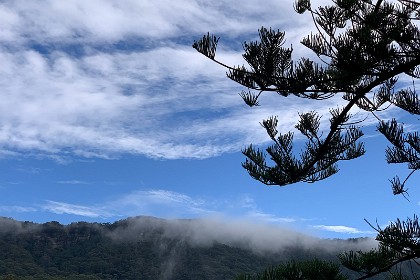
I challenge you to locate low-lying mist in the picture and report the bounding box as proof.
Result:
[107,216,378,255]
[0,216,379,280]
[0,215,377,256]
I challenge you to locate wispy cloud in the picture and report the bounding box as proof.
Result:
[38,189,304,226]
[109,189,213,217]
[0,205,37,213]
[31,189,376,238]
[42,200,112,218]
[39,189,212,219]
[313,225,374,235]
[0,0,361,160]
[56,180,89,185]
[0,1,307,44]
[247,211,296,223]
[239,195,297,224]
[15,166,46,174]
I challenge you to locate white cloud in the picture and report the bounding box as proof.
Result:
[0,1,305,43]
[16,166,47,174]
[247,211,296,223]
[0,205,37,213]
[56,180,88,185]
[109,189,212,217]
[0,39,329,159]
[239,195,297,224]
[0,0,321,160]
[42,200,112,218]
[0,5,20,42]
[36,189,377,238]
[313,225,374,235]
[0,0,409,161]
[40,190,212,219]
[39,189,305,227]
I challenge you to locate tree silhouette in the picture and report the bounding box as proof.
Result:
[194,0,419,278]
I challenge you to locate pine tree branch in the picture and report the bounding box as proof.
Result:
[356,252,420,280]
[293,56,420,182]
[308,7,338,57]
[373,0,384,14]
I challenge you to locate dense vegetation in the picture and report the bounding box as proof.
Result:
[0,216,393,280]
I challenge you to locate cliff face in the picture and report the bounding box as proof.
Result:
[0,217,381,280]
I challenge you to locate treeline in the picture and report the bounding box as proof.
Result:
[0,217,400,279]
[0,218,284,279]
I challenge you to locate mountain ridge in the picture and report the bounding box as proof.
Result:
[0,216,381,279]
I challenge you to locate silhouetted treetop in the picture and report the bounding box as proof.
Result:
[193,0,419,189]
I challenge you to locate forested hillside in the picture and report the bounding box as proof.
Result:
[0,216,399,279]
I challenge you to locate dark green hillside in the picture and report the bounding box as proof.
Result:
[0,218,281,279]
[0,217,404,279]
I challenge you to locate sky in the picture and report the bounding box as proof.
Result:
[0,0,418,239]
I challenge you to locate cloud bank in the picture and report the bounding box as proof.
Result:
[0,214,378,264]
[0,0,380,160]
[107,216,378,256]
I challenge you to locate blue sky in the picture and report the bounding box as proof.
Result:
[0,0,418,239]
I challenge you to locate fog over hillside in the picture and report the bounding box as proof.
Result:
[0,216,41,234]
[106,217,379,279]
[0,215,377,255]
[0,216,377,254]
[107,216,378,254]
[0,216,384,280]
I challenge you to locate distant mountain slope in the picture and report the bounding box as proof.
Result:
[0,216,386,279]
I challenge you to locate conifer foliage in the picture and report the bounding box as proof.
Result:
[194,0,419,278]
